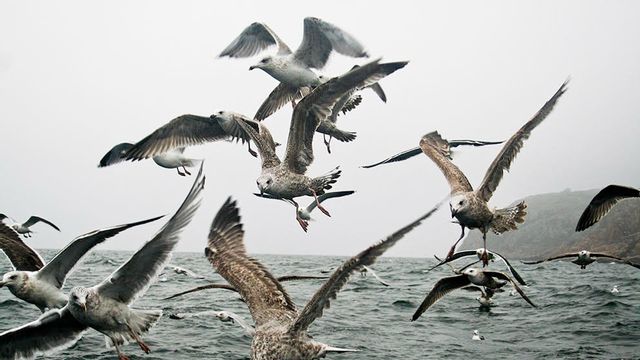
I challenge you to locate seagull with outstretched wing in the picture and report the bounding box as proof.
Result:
[426,248,527,285]
[522,249,640,269]
[0,214,60,237]
[169,310,256,337]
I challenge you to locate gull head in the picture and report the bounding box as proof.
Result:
[462,268,479,277]
[256,174,274,194]
[449,194,469,218]
[578,250,589,258]
[249,56,274,71]
[0,271,27,291]
[210,110,233,124]
[216,311,233,323]
[69,287,90,312]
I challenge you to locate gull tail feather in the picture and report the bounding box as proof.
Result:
[312,167,342,193]
[491,201,527,235]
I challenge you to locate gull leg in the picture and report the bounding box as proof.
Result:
[481,232,489,267]
[310,189,331,217]
[128,327,151,354]
[446,225,465,260]
[291,199,308,232]
[182,166,191,176]
[247,143,258,158]
[323,134,332,154]
[176,168,186,176]
[291,99,297,108]
[114,343,130,360]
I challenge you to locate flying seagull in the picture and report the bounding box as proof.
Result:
[360,139,504,169]
[0,215,162,313]
[164,275,327,300]
[359,265,390,287]
[234,59,408,229]
[522,250,640,269]
[0,163,205,360]
[462,286,496,308]
[204,196,440,359]
[0,214,60,237]
[254,191,355,231]
[165,264,205,279]
[419,80,568,265]
[575,185,640,231]
[411,268,536,321]
[168,310,256,336]
[98,113,256,176]
[219,17,369,120]
[426,248,527,285]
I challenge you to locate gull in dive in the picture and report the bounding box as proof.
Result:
[411,268,536,321]
[254,190,355,232]
[204,197,440,359]
[522,250,640,270]
[359,265,390,287]
[0,215,161,313]
[575,185,640,231]
[361,138,504,169]
[219,17,369,120]
[164,264,205,279]
[164,275,328,300]
[0,214,60,238]
[426,248,527,285]
[169,310,256,336]
[99,113,256,176]
[472,330,485,341]
[234,59,407,229]
[0,164,205,360]
[418,80,568,265]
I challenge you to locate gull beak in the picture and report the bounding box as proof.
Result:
[249,65,256,71]
[0,281,5,288]
[80,302,87,312]
[451,210,457,218]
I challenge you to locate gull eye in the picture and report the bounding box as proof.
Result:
[9,275,17,280]
[458,201,463,205]
[218,111,223,115]
[261,58,268,64]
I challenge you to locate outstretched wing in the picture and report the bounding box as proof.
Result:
[425,250,477,272]
[98,143,134,167]
[37,216,163,289]
[0,308,87,359]
[289,201,440,334]
[521,253,579,264]
[575,185,640,231]
[254,84,307,121]
[96,165,204,304]
[234,115,281,169]
[294,17,368,69]
[219,22,292,58]
[411,274,471,321]
[419,131,473,194]
[476,80,568,202]
[305,190,355,214]
[484,271,536,307]
[23,216,60,232]
[205,197,297,326]
[489,249,527,286]
[285,59,408,174]
[124,114,233,161]
[589,253,640,269]
[0,222,44,271]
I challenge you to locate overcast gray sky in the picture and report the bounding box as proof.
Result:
[1,0,638,257]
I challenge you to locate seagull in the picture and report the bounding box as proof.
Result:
[234,59,408,230]
[254,190,355,231]
[611,285,619,294]
[426,248,527,285]
[0,163,205,360]
[411,268,536,321]
[164,275,328,300]
[0,215,162,313]
[204,197,439,359]
[168,310,256,336]
[219,17,369,120]
[472,330,485,341]
[575,185,640,231]
[165,264,205,279]
[462,286,496,308]
[0,214,60,237]
[360,139,504,169]
[359,265,390,287]
[522,250,640,269]
[98,113,256,175]
[418,80,568,265]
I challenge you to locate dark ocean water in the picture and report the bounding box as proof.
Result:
[1,250,639,359]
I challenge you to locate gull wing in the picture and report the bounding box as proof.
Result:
[488,249,527,286]
[362,265,390,287]
[484,271,536,307]
[124,114,233,161]
[289,201,440,334]
[234,115,281,169]
[285,59,408,174]
[0,307,87,359]
[419,131,473,194]
[23,216,60,232]
[254,84,307,121]
[576,185,640,231]
[521,252,579,264]
[219,22,292,58]
[426,250,477,272]
[589,253,640,269]
[294,17,368,69]
[205,197,297,326]
[98,143,134,167]
[0,222,44,271]
[96,165,204,304]
[411,274,471,321]
[476,80,568,202]
[305,191,355,214]
[37,216,163,289]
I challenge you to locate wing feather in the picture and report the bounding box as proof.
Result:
[219,22,292,58]
[411,275,471,321]
[23,216,60,231]
[484,271,536,307]
[575,185,640,231]
[234,115,281,169]
[254,84,307,121]
[419,131,473,194]
[0,222,44,271]
[521,253,579,264]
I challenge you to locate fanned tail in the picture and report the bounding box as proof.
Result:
[490,201,527,234]
[312,167,342,193]
[104,309,162,348]
[331,129,357,143]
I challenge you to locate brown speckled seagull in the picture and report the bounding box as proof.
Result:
[205,197,440,360]
[419,80,568,265]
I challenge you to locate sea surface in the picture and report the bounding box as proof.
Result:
[1,250,639,359]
